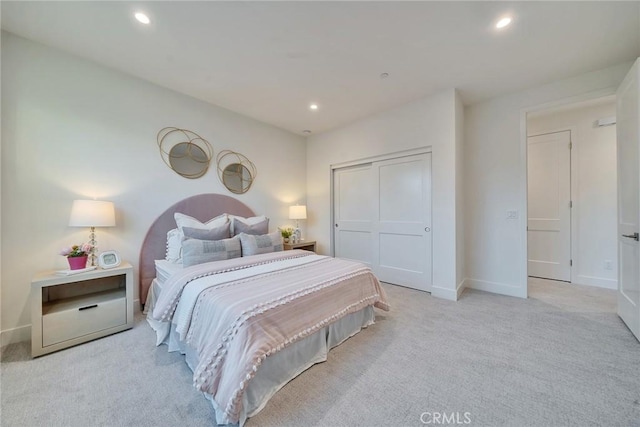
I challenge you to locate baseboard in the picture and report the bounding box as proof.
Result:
[431,285,459,301]
[464,278,527,299]
[1,324,30,347]
[456,279,466,299]
[573,275,618,290]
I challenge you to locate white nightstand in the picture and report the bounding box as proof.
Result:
[31,262,133,357]
[283,240,316,253]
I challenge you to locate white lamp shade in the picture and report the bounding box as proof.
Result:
[289,205,307,220]
[69,200,116,227]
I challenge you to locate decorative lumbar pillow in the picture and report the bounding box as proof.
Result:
[230,215,269,236]
[181,236,242,267]
[182,222,230,241]
[166,228,183,262]
[174,212,229,234]
[238,231,283,256]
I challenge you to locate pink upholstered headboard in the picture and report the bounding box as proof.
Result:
[138,193,255,308]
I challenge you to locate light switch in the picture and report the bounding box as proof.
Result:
[506,210,518,219]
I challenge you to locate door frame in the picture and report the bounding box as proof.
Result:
[519,88,618,296]
[329,146,431,257]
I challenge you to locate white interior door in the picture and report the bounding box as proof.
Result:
[333,164,374,268]
[374,154,432,291]
[527,131,572,282]
[616,58,640,341]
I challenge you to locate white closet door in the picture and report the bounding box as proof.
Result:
[333,152,432,291]
[333,164,374,268]
[527,131,572,282]
[374,154,432,291]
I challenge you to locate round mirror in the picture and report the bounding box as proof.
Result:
[216,150,257,194]
[222,163,252,194]
[169,142,209,179]
[157,127,213,180]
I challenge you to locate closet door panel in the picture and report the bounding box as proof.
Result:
[333,164,373,267]
[375,154,432,291]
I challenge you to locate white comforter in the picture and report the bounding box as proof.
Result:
[151,250,389,424]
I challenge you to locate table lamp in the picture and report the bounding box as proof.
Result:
[69,200,116,266]
[289,205,307,243]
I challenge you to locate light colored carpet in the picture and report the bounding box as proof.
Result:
[2,281,639,426]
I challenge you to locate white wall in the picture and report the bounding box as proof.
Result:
[306,89,463,300]
[528,100,618,289]
[464,62,632,298]
[1,32,307,345]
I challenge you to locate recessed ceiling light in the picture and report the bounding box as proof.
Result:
[135,12,150,24]
[302,130,312,135]
[496,17,512,29]
[380,73,389,79]
[309,104,319,111]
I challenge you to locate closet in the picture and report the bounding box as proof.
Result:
[333,152,432,292]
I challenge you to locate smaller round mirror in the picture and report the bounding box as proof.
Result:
[216,150,257,194]
[222,163,252,194]
[169,142,210,179]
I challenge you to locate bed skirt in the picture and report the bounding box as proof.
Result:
[145,279,375,426]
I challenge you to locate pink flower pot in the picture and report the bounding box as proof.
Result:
[68,256,88,270]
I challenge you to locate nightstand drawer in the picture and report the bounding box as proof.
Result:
[42,294,126,347]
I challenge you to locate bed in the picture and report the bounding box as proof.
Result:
[140,193,389,426]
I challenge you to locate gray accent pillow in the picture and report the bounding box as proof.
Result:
[181,236,242,267]
[239,231,283,256]
[182,222,230,240]
[231,216,269,236]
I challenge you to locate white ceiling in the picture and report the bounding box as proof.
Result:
[2,1,639,136]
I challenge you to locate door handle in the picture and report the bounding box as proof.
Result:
[425,227,431,232]
[622,232,639,241]
[335,224,339,227]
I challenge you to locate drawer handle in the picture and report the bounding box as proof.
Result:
[79,304,98,311]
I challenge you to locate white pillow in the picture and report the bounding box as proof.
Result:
[165,228,183,262]
[174,212,229,234]
[229,215,268,236]
[238,231,283,256]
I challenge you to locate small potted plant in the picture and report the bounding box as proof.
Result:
[279,227,294,243]
[60,243,94,270]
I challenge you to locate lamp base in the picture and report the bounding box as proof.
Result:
[88,226,97,267]
[293,227,301,243]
